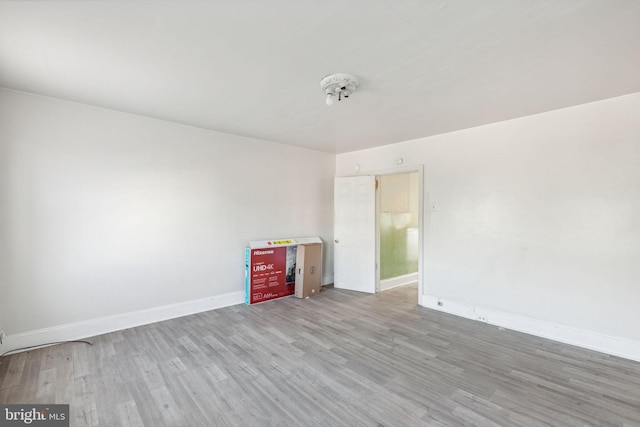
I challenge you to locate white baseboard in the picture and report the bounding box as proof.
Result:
[380,273,418,291]
[2,290,245,355]
[421,294,640,363]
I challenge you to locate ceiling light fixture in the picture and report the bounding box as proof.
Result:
[320,73,359,106]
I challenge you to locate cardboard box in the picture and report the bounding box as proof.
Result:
[295,243,323,298]
[245,237,322,304]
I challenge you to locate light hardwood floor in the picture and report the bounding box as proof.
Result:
[1,284,640,426]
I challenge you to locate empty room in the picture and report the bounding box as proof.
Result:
[1,1,640,426]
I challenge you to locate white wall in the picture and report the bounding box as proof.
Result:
[0,89,334,344]
[337,93,640,354]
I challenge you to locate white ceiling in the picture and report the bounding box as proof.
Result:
[1,1,639,154]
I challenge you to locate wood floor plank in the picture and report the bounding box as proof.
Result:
[1,283,640,426]
[0,351,26,390]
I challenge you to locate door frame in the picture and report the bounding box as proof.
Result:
[336,164,424,304]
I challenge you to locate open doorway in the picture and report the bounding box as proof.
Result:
[376,172,420,294]
[333,166,423,302]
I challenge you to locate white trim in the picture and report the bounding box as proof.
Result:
[375,176,381,292]
[367,164,424,299]
[2,290,245,355]
[421,294,640,363]
[380,273,418,291]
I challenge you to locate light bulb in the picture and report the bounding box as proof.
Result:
[325,94,335,106]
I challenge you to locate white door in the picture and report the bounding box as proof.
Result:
[334,175,376,293]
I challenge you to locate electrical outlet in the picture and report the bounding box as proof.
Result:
[477,316,488,323]
[0,328,5,345]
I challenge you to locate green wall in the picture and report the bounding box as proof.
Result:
[379,173,419,280]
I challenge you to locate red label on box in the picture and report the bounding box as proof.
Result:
[248,246,296,304]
